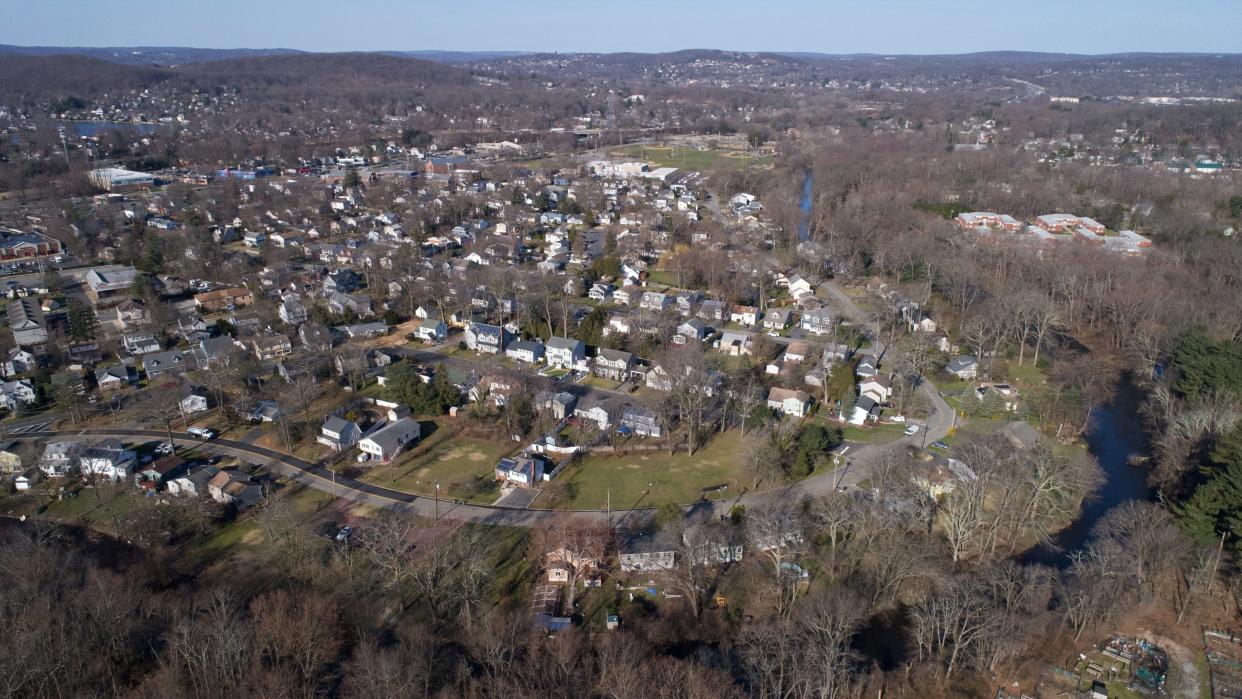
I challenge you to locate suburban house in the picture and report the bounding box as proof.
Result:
[84,267,139,306]
[850,395,881,425]
[38,441,79,477]
[762,308,793,331]
[207,470,263,509]
[142,350,195,380]
[0,379,37,410]
[323,269,362,294]
[593,349,634,382]
[465,322,508,354]
[718,330,753,357]
[767,387,812,418]
[855,354,878,379]
[505,339,544,364]
[358,417,422,462]
[619,532,678,572]
[946,355,979,380]
[166,464,220,498]
[122,333,161,355]
[95,363,137,392]
[8,298,47,346]
[730,305,759,326]
[2,348,35,377]
[545,336,586,369]
[859,375,893,404]
[640,291,672,312]
[318,416,362,451]
[278,295,309,325]
[800,307,835,336]
[494,455,547,487]
[79,439,137,482]
[620,403,662,437]
[574,399,616,430]
[544,547,599,583]
[673,318,707,344]
[684,523,745,566]
[544,391,577,420]
[252,335,293,361]
[698,299,725,322]
[414,318,447,343]
[195,336,245,367]
[194,287,254,313]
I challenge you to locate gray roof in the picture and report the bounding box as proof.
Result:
[546,336,583,351]
[364,417,421,452]
[322,415,355,434]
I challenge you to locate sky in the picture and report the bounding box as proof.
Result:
[1,0,1239,55]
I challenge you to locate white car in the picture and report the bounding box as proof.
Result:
[904,425,920,436]
[356,452,371,463]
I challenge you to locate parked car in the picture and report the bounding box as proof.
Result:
[904,425,919,436]
[188,427,216,440]
[356,452,370,463]
[930,441,949,450]
[334,526,354,543]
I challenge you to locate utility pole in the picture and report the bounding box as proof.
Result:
[434,480,440,520]
[606,488,611,529]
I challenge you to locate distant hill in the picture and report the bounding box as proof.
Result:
[391,50,531,64]
[0,55,171,96]
[175,52,474,88]
[0,44,303,66]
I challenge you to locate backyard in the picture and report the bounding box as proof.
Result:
[545,429,752,510]
[358,423,516,503]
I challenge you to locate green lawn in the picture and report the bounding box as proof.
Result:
[1001,360,1048,387]
[552,430,751,510]
[608,145,772,171]
[581,376,623,391]
[842,423,907,444]
[645,270,681,287]
[360,427,515,503]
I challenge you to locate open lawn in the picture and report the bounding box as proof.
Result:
[550,430,752,510]
[842,422,907,444]
[1001,360,1048,387]
[360,425,516,503]
[607,144,772,171]
[580,376,623,391]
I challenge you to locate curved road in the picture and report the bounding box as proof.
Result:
[21,397,954,527]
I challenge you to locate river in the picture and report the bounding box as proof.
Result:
[797,169,813,242]
[1021,379,1155,567]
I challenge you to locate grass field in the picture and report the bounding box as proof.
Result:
[360,425,515,503]
[842,423,907,444]
[552,430,751,510]
[607,145,772,171]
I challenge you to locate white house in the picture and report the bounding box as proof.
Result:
[859,375,893,404]
[545,336,586,369]
[767,387,811,418]
[505,339,544,364]
[415,318,448,343]
[39,441,80,477]
[79,439,137,482]
[358,417,422,462]
[0,379,37,411]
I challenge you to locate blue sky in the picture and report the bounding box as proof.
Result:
[1,0,1238,54]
